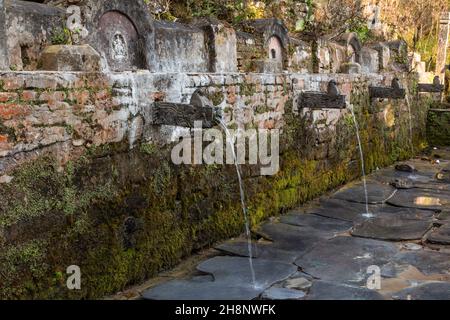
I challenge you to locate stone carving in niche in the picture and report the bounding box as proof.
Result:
[111,32,128,62]
[98,10,144,71]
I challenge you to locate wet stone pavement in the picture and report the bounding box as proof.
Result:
[142,150,450,300]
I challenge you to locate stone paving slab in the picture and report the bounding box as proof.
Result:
[197,256,297,290]
[332,181,396,204]
[280,213,352,233]
[391,282,450,300]
[352,216,432,241]
[313,198,434,223]
[305,281,385,300]
[437,211,450,221]
[142,279,263,300]
[390,251,450,276]
[261,287,306,300]
[143,256,297,300]
[427,224,450,245]
[387,189,450,211]
[256,222,332,254]
[139,154,450,300]
[215,240,298,263]
[295,236,399,284]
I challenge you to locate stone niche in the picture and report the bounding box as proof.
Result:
[193,18,238,73]
[153,20,209,73]
[385,40,409,71]
[4,0,65,71]
[371,42,391,71]
[316,39,347,74]
[83,0,154,72]
[360,47,380,74]
[335,33,363,74]
[288,37,313,73]
[236,19,289,73]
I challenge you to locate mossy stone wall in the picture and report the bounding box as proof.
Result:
[0,71,432,299]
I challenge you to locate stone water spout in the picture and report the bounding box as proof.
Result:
[369,78,406,99]
[298,80,347,109]
[417,76,444,93]
[150,90,221,128]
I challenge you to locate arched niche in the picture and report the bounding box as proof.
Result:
[337,32,362,64]
[84,0,155,71]
[98,11,144,71]
[268,35,283,65]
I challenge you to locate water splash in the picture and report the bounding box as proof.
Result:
[217,119,257,288]
[348,103,373,218]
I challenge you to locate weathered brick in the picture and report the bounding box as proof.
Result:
[21,90,38,101]
[0,103,31,120]
[24,77,58,90]
[95,89,111,101]
[39,91,66,102]
[2,77,24,90]
[74,90,91,105]
[0,92,18,102]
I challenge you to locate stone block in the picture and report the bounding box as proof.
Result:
[39,45,101,72]
[5,0,65,71]
[340,63,362,74]
[288,39,313,73]
[371,43,390,71]
[360,47,379,74]
[194,19,238,73]
[255,60,283,73]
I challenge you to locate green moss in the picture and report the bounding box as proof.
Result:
[0,74,431,300]
[427,108,450,146]
[140,143,157,156]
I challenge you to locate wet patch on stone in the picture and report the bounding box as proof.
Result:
[305,281,385,300]
[295,236,398,284]
[352,216,432,241]
[392,282,450,300]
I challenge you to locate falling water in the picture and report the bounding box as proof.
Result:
[348,104,373,218]
[217,119,257,288]
[404,86,414,154]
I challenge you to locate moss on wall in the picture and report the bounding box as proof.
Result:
[0,76,431,299]
[427,108,450,147]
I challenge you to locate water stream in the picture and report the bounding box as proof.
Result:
[348,104,373,218]
[217,119,257,288]
[404,86,414,153]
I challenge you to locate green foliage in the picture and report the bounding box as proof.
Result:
[51,27,71,45]
[349,23,372,44]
